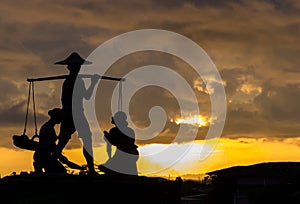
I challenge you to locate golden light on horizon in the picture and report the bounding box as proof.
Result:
[171,115,212,127]
[2,137,300,178]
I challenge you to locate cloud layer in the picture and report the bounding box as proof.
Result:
[1,0,300,148]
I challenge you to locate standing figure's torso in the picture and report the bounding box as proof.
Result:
[61,76,76,109]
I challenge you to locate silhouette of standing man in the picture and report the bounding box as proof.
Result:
[53,52,99,174]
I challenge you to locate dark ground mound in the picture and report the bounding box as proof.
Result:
[0,173,182,204]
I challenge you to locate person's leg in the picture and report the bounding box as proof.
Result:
[53,117,75,158]
[81,136,96,174]
[33,161,43,173]
[33,152,43,173]
[76,111,97,174]
[56,132,71,153]
[53,131,72,159]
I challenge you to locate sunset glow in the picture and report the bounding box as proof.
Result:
[172,115,212,127]
[2,137,300,178]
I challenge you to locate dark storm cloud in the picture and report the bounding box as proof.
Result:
[0,101,26,126]
[0,20,107,78]
[19,22,106,64]
[218,67,300,138]
[255,83,300,122]
[151,0,244,8]
[0,78,21,101]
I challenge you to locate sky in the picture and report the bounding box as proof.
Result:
[1,0,300,178]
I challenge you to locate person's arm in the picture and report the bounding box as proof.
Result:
[104,128,120,146]
[104,135,112,159]
[83,75,100,100]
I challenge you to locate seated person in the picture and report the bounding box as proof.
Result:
[99,111,139,176]
[33,108,85,174]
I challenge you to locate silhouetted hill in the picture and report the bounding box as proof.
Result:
[206,161,300,177]
[204,162,300,204]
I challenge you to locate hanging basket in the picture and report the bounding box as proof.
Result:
[12,81,39,151]
[12,134,39,151]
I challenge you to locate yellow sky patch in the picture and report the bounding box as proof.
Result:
[2,137,300,178]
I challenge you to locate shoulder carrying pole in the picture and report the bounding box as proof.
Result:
[27,74,125,82]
